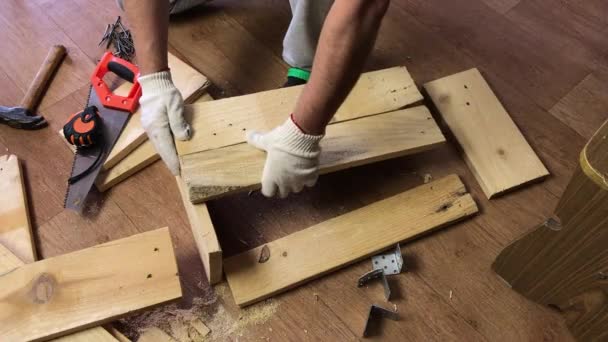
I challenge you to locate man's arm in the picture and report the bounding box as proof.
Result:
[293,0,390,134]
[123,0,191,176]
[124,0,169,75]
[247,0,389,197]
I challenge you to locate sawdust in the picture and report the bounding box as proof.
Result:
[199,299,279,340]
[118,281,279,341]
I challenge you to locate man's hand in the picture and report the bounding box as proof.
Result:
[247,117,324,198]
[139,71,191,175]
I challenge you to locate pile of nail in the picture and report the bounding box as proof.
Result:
[99,16,135,61]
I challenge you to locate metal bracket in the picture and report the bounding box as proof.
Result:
[372,244,404,275]
[358,269,391,301]
[362,304,399,337]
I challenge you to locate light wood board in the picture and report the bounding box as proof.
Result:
[224,175,478,306]
[0,154,36,263]
[0,246,118,342]
[181,106,445,203]
[176,176,222,284]
[104,53,209,169]
[177,66,423,156]
[95,93,214,192]
[0,227,182,341]
[424,68,549,198]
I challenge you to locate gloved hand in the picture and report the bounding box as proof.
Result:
[246,116,324,198]
[139,71,191,176]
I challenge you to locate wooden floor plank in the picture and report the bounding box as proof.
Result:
[505,0,608,70]
[2,0,602,339]
[169,6,289,98]
[182,106,445,203]
[177,66,422,156]
[0,155,36,263]
[225,175,478,306]
[424,68,549,198]
[31,0,123,62]
[549,70,608,140]
[0,228,181,342]
[0,1,94,110]
[396,0,590,110]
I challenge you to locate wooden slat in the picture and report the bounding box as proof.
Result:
[181,106,445,203]
[0,155,36,263]
[224,175,478,306]
[95,94,214,192]
[104,53,209,169]
[0,227,182,341]
[51,328,118,342]
[424,68,549,198]
[176,177,222,284]
[176,66,423,156]
[0,245,118,342]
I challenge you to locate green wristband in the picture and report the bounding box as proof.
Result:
[287,67,311,81]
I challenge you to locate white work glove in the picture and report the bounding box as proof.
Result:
[247,117,324,198]
[139,71,191,176]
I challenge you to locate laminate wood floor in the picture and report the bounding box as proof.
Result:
[2,0,605,340]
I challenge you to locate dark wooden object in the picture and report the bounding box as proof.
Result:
[493,120,608,341]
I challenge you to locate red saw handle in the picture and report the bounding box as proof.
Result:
[91,52,142,112]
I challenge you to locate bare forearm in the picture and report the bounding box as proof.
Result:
[293,0,389,134]
[124,0,170,75]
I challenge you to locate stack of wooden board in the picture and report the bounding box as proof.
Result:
[177,66,444,203]
[175,66,452,286]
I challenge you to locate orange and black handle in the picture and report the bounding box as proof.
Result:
[91,52,141,112]
[63,106,102,148]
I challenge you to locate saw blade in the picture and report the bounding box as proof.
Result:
[64,88,130,211]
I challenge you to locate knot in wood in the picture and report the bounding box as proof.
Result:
[29,273,57,304]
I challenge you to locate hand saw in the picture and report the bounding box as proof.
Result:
[64,52,142,211]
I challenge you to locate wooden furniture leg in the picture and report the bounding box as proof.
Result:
[493,120,608,341]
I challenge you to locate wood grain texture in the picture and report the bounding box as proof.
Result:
[176,177,222,284]
[0,227,182,341]
[20,44,66,111]
[95,93,214,192]
[424,68,549,198]
[225,175,478,306]
[182,106,445,203]
[0,155,36,263]
[0,245,117,342]
[104,53,209,169]
[493,121,608,341]
[51,328,118,342]
[176,66,423,156]
[549,70,608,140]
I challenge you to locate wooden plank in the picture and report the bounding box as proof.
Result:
[0,227,182,341]
[0,245,118,342]
[176,66,423,156]
[104,53,209,169]
[424,68,549,198]
[182,106,445,203]
[95,94,215,192]
[224,175,478,306]
[175,177,222,284]
[0,154,36,263]
[52,328,118,342]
